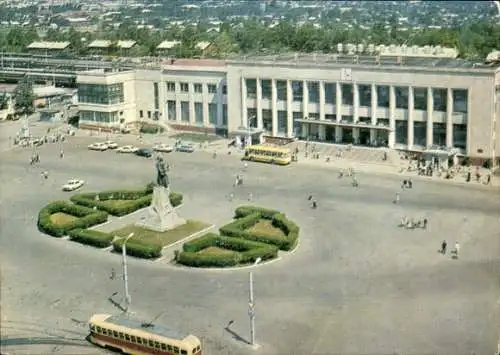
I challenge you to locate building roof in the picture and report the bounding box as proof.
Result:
[88,40,137,49]
[162,58,226,67]
[27,41,70,50]
[196,41,211,51]
[228,53,500,71]
[157,40,181,49]
[33,86,69,98]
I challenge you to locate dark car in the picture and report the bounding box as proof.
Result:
[134,148,153,158]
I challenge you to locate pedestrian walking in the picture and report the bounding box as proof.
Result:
[228,192,234,201]
[60,149,64,159]
[311,200,317,209]
[440,240,447,254]
[394,192,400,204]
[308,195,313,201]
[247,192,253,201]
[408,178,413,189]
[110,268,116,280]
[422,217,428,229]
[454,241,460,259]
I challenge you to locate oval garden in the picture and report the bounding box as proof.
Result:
[38,185,300,268]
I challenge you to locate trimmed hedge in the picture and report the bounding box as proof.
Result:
[70,188,183,217]
[38,201,108,238]
[68,229,114,248]
[179,233,278,268]
[234,205,279,219]
[113,238,162,259]
[140,123,164,134]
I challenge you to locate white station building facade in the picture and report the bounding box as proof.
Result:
[76,54,500,165]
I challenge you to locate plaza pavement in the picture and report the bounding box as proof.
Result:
[1,132,500,355]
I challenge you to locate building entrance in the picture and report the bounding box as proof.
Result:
[359,128,370,145]
[342,127,353,144]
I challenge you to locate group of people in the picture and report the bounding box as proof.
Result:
[338,168,359,187]
[440,240,460,259]
[399,216,428,229]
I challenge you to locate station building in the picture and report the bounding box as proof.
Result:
[76,55,500,165]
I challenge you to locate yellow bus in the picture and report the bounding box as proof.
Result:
[242,145,292,165]
[88,313,202,355]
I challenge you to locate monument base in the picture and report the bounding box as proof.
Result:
[135,186,185,233]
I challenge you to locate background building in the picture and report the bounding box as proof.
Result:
[76,55,500,165]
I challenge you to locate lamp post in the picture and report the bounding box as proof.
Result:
[248,257,262,347]
[122,232,134,312]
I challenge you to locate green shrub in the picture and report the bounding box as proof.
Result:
[234,205,279,219]
[219,213,261,237]
[183,233,219,252]
[68,229,114,248]
[38,201,108,238]
[140,123,164,134]
[70,189,182,217]
[178,251,241,267]
[113,238,162,259]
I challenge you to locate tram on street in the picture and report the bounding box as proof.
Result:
[88,313,202,355]
[242,144,292,165]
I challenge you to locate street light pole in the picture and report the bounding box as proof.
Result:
[122,233,134,312]
[248,257,261,347]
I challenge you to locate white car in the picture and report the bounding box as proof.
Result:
[116,145,138,153]
[103,140,118,149]
[62,179,85,191]
[88,143,108,151]
[153,144,173,153]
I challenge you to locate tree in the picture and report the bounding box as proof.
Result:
[0,92,8,110]
[14,76,35,115]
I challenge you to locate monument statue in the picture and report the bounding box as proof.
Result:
[136,154,185,232]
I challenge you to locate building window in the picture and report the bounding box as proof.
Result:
[292,111,303,137]
[413,87,427,111]
[358,84,371,107]
[395,120,408,144]
[79,111,118,123]
[147,111,151,119]
[180,101,189,122]
[247,108,257,128]
[453,124,467,149]
[277,110,287,135]
[194,102,203,124]
[222,104,228,125]
[276,80,287,101]
[261,79,271,99]
[413,121,427,146]
[376,85,390,108]
[78,83,124,105]
[208,103,217,124]
[453,89,468,114]
[307,82,319,103]
[292,81,303,102]
[395,87,409,109]
[341,84,353,105]
[180,83,189,92]
[153,82,159,110]
[194,83,203,93]
[207,84,217,94]
[166,81,176,92]
[262,109,272,132]
[167,100,176,121]
[324,83,336,104]
[222,84,227,95]
[432,88,447,111]
[246,79,257,99]
[139,110,143,118]
[432,123,446,146]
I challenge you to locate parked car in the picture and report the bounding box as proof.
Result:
[153,143,173,153]
[103,140,118,149]
[88,143,108,151]
[135,148,153,158]
[116,145,138,153]
[62,179,85,191]
[176,143,195,153]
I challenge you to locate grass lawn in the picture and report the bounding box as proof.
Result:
[247,219,286,239]
[199,246,237,255]
[99,200,137,209]
[50,212,79,226]
[112,220,211,247]
[171,132,222,143]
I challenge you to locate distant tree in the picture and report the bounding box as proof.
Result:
[13,76,35,115]
[0,92,8,110]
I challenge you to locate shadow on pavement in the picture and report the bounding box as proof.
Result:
[224,326,250,345]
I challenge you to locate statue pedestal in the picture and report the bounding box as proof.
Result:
[135,186,185,232]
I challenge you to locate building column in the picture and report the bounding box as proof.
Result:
[446,88,453,148]
[302,80,309,118]
[370,83,378,145]
[318,125,326,141]
[271,79,278,136]
[256,78,263,129]
[335,126,342,143]
[319,81,325,120]
[286,80,293,137]
[426,87,433,148]
[388,85,396,148]
[407,86,414,149]
[241,77,248,128]
[353,83,359,123]
[336,82,342,122]
[188,83,195,124]
[216,86,223,126]
[302,123,309,138]
[176,98,182,123]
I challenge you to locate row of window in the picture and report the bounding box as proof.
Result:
[90,324,200,355]
[166,81,227,95]
[245,79,468,113]
[80,111,120,123]
[166,100,228,125]
[78,84,124,105]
